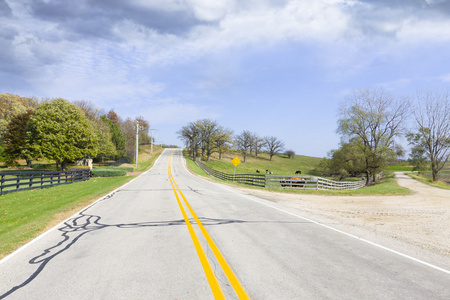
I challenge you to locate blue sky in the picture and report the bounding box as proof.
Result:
[1,0,450,157]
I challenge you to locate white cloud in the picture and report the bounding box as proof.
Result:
[441,73,450,82]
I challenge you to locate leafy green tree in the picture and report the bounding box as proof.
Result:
[3,110,35,167]
[27,98,98,170]
[408,145,428,172]
[214,128,233,160]
[338,88,409,184]
[0,93,37,139]
[318,141,366,180]
[73,100,117,162]
[102,116,126,159]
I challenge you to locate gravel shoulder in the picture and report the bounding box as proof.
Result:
[235,172,450,270]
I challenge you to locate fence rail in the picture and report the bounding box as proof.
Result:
[196,159,364,190]
[0,169,90,195]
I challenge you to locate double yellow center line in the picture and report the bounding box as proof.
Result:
[168,151,250,300]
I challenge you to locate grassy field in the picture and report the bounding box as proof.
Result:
[407,172,450,190]
[203,151,322,176]
[386,165,415,172]
[0,145,162,259]
[186,152,411,196]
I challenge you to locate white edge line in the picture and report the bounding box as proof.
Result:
[0,151,165,265]
[179,150,450,275]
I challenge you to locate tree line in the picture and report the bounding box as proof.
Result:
[319,88,450,185]
[0,94,151,170]
[178,119,293,163]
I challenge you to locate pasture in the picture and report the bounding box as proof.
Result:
[186,151,411,196]
[203,151,322,176]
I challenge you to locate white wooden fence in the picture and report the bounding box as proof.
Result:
[265,175,365,190]
[196,160,365,190]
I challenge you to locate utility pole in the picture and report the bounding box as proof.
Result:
[135,120,139,168]
[149,129,158,154]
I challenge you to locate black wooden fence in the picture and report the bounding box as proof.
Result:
[0,169,90,195]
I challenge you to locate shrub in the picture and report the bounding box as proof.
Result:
[68,166,91,171]
[91,169,127,177]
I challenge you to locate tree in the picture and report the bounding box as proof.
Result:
[408,145,428,172]
[235,131,253,162]
[0,93,37,140]
[318,141,366,180]
[338,88,409,184]
[178,119,233,161]
[178,122,200,159]
[74,100,117,162]
[102,116,126,159]
[264,136,285,161]
[26,98,98,170]
[107,109,120,125]
[121,117,137,157]
[252,133,265,157]
[285,150,295,159]
[214,128,233,160]
[137,116,151,144]
[195,119,222,161]
[407,90,450,181]
[3,110,35,167]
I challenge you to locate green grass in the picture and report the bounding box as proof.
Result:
[135,146,163,172]
[204,151,322,176]
[0,144,163,259]
[0,176,134,258]
[386,165,415,172]
[187,152,411,196]
[407,172,450,190]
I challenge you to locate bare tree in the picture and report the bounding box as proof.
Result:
[407,90,450,181]
[264,136,285,161]
[235,130,253,162]
[178,122,200,159]
[338,88,409,184]
[252,133,265,157]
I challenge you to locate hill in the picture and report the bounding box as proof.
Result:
[201,151,322,176]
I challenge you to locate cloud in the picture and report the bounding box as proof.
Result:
[2,0,450,104]
[0,0,12,17]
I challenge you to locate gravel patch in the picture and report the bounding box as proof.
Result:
[235,172,450,270]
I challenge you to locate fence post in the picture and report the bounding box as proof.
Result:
[16,174,20,190]
[1,174,4,194]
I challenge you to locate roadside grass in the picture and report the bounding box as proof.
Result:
[0,176,134,259]
[386,165,415,172]
[0,144,162,259]
[204,151,322,176]
[185,152,411,196]
[119,145,163,172]
[407,172,450,190]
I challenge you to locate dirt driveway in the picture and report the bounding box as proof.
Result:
[238,172,450,269]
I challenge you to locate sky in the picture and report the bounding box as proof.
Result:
[1,0,450,158]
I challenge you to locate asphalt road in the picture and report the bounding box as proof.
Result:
[0,149,449,299]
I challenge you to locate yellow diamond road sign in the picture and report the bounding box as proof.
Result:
[232,157,241,167]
